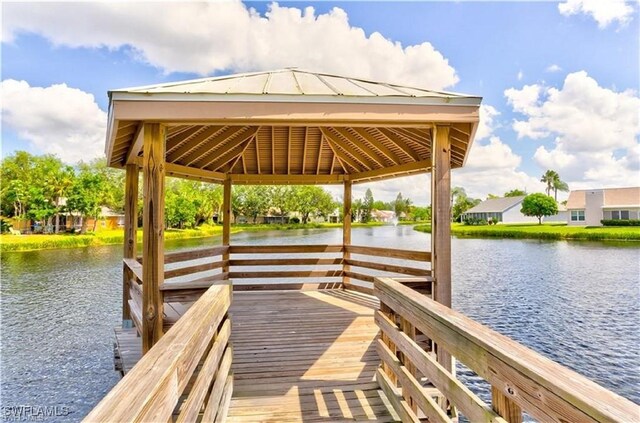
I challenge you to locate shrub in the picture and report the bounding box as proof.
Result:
[601,219,640,226]
[289,217,300,224]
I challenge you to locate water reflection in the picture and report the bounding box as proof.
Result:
[1,227,638,421]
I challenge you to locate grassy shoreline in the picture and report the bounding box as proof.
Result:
[2,221,639,252]
[0,221,397,252]
[414,223,640,242]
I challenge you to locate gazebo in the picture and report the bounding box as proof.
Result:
[87,70,637,423]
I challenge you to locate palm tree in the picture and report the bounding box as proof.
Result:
[540,170,559,196]
[553,179,569,201]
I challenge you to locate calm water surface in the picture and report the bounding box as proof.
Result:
[1,226,638,420]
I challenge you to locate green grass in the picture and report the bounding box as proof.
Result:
[413,223,640,241]
[0,221,394,252]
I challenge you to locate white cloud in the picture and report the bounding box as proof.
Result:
[475,104,500,141]
[517,70,524,81]
[546,64,562,73]
[558,0,635,28]
[2,2,458,90]
[1,79,106,164]
[505,71,640,188]
[453,137,543,198]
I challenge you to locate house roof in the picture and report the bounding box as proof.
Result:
[464,196,525,214]
[566,187,640,209]
[105,69,482,185]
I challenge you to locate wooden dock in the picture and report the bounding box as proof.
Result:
[113,289,400,422]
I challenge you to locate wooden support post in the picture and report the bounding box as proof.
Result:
[431,124,453,413]
[492,386,523,423]
[342,180,352,288]
[142,123,166,353]
[222,176,232,275]
[122,163,139,326]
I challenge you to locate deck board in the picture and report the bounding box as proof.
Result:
[113,289,397,422]
[227,290,397,422]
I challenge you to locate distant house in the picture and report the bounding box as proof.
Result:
[371,210,396,223]
[462,196,538,224]
[566,187,640,226]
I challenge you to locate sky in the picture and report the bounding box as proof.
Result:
[2,0,639,205]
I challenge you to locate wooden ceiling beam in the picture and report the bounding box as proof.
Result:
[331,127,387,168]
[320,129,373,171]
[185,126,251,167]
[321,134,360,173]
[390,127,430,147]
[164,163,225,184]
[375,128,422,162]
[316,137,324,175]
[351,160,431,183]
[213,134,256,172]
[350,127,402,165]
[287,127,291,175]
[230,173,344,185]
[271,127,275,175]
[166,125,225,163]
[124,124,144,164]
[255,130,261,174]
[166,126,202,153]
[301,127,308,175]
[198,127,260,170]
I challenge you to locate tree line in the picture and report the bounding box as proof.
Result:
[1,151,430,233]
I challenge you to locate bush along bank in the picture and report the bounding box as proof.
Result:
[413,223,640,241]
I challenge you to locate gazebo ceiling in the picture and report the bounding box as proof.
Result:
[105,69,482,184]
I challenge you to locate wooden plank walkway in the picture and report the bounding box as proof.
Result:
[113,289,398,422]
[227,290,398,422]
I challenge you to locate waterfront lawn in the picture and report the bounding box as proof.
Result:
[0,221,400,252]
[414,223,640,241]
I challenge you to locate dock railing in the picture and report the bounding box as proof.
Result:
[86,283,233,422]
[374,276,640,423]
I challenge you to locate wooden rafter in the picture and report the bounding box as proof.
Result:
[330,153,336,175]
[351,127,401,165]
[241,154,247,174]
[255,130,261,174]
[389,127,429,147]
[331,127,387,168]
[216,134,257,172]
[351,159,430,183]
[320,129,372,171]
[124,124,144,164]
[200,127,260,170]
[316,137,323,175]
[185,126,249,167]
[271,127,275,175]
[301,127,308,175]
[166,126,225,163]
[376,128,421,162]
[321,133,364,173]
[287,127,291,175]
[165,126,203,154]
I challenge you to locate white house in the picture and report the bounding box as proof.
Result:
[462,196,539,224]
[566,187,640,226]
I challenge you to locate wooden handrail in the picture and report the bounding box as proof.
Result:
[85,283,233,422]
[346,245,431,262]
[230,244,343,254]
[123,258,143,282]
[374,277,640,423]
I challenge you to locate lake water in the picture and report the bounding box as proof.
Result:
[1,226,639,421]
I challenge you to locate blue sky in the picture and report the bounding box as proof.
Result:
[2,1,638,203]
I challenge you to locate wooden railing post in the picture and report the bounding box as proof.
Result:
[123,163,138,326]
[431,124,452,367]
[342,179,352,288]
[222,176,231,275]
[491,387,522,423]
[142,122,166,353]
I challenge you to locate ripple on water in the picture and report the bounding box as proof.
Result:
[1,229,638,421]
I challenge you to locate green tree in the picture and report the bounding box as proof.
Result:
[541,170,559,196]
[411,206,431,222]
[520,193,558,224]
[67,165,106,233]
[394,193,406,217]
[552,179,569,201]
[453,196,480,222]
[361,188,374,223]
[352,199,363,222]
[504,189,527,197]
[289,186,335,224]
